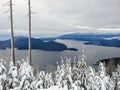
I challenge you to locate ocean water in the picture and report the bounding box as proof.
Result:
[0,40,120,72]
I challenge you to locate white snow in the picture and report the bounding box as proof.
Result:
[0,54,119,90]
[104,37,120,40]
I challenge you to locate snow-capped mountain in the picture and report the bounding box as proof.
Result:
[104,36,120,40]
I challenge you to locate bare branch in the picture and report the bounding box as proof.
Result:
[2,2,9,6]
[26,13,29,17]
[31,11,39,14]
[4,10,9,13]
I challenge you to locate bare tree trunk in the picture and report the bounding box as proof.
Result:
[28,0,32,65]
[10,0,15,66]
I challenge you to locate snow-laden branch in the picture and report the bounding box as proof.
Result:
[0,55,119,90]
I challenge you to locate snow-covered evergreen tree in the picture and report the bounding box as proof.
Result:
[0,53,119,90]
[8,60,19,89]
[18,59,33,89]
[0,59,6,90]
[116,65,120,90]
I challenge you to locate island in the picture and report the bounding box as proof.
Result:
[0,36,77,51]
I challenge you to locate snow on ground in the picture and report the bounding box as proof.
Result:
[0,54,119,90]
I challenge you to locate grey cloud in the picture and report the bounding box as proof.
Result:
[0,0,120,37]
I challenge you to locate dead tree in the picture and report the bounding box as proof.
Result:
[28,0,32,65]
[10,0,15,65]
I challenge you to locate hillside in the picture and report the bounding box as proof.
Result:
[0,36,77,51]
[59,33,120,48]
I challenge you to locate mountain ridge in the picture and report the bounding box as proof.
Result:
[0,36,77,51]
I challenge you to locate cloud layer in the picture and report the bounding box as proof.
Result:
[0,0,120,37]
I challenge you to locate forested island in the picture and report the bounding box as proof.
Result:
[0,36,77,51]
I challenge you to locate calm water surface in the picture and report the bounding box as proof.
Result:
[0,40,120,71]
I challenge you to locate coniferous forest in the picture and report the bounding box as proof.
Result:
[0,54,119,90]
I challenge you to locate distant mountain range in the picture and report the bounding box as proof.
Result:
[1,33,120,50]
[40,33,120,48]
[0,36,77,51]
[58,33,120,48]
[59,33,120,41]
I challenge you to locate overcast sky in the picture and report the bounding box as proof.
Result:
[0,0,120,38]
